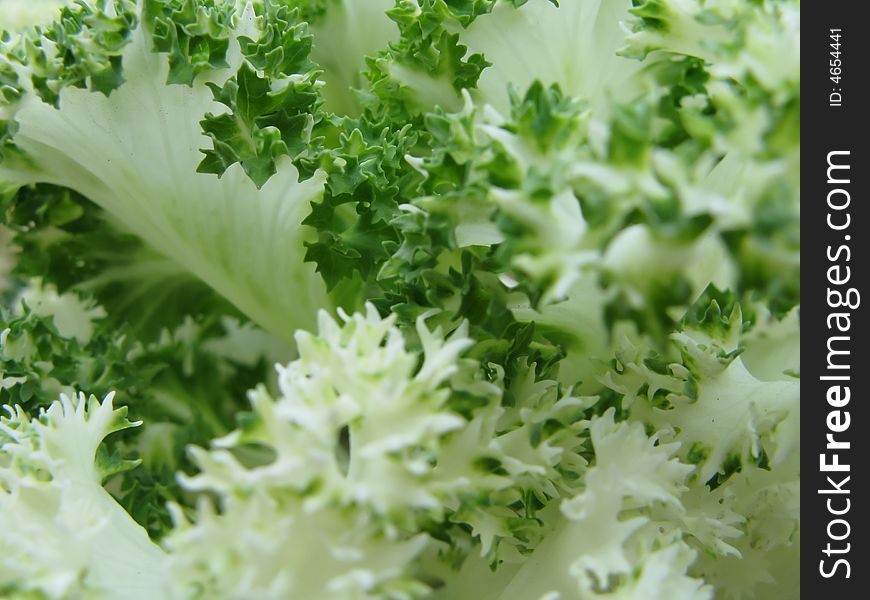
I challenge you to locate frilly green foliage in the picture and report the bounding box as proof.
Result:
[0,1,799,598]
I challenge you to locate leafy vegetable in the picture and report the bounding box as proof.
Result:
[0,1,799,598]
